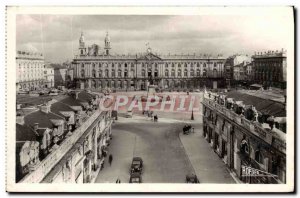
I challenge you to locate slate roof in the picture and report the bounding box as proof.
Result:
[16,124,37,142]
[51,102,75,117]
[224,91,286,117]
[24,110,64,130]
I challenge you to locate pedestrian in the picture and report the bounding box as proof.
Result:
[116,178,121,183]
[109,154,113,166]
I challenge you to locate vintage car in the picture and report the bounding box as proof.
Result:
[131,157,143,174]
[186,173,200,183]
[129,172,142,183]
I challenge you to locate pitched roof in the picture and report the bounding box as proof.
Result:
[24,110,64,129]
[51,102,75,117]
[224,91,286,117]
[16,124,37,142]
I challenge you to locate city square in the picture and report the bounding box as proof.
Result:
[10,11,290,188]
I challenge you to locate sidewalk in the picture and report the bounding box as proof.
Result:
[179,127,236,183]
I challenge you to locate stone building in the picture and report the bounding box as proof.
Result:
[44,64,55,88]
[16,51,45,91]
[72,32,226,91]
[252,49,287,89]
[202,90,286,184]
[224,55,251,87]
[16,91,113,183]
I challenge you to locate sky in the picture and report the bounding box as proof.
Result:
[16,14,292,63]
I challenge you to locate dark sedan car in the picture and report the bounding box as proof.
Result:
[131,157,143,174]
[186,173,200,183]
[129,172,142,183]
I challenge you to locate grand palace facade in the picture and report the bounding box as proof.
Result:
[72,32,227,91]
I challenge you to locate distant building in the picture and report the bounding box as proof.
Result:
[44,65,55,88]
[54,68,67,87]
[225,55,251,87]
[252,49,287,89]
[202,90,286,184]
[72,32,227,90]
[16,51,45,91]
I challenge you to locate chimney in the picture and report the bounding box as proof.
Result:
[16,115,24,125]
[33,123,39,131]
[40,103,51,113]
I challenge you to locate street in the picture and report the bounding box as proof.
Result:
[95,112,235,183]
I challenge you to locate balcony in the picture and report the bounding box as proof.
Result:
[202,98,286,153]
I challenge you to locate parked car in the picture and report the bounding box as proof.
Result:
[129,172,142,183]
[131,157,143,174]
[186,173,200,183]
[125,110,133,118]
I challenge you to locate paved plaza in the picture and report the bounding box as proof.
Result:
[95,110,235,183]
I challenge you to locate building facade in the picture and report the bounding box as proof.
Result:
[54,68,67,87]
[44,65,55,88]
[224,55,251,87]
[252,49,287,89]
[72,32,226,91]
[16,91,113,183]
[202,91,286,184]
[16,51,45,91]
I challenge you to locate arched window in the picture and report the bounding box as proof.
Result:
[171,69,175,77]
[81,69,85,78]
[190,69,194,77]
[98,70,102,77]
[240,140,249,155]
[111,69,115,77]
[165,69,169,77]
[178,69,181,77]
[125,63,128,68]
[141,69,145,77]
[184,69,188,77]
[203,69,207,77]
[124,70,128,77]
[203,63,206,67]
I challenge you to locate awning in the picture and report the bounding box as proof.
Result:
[250,84,262,88]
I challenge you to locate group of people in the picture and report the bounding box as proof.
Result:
[142,110,159,122]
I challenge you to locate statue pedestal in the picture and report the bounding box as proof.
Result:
[148,85,156,95]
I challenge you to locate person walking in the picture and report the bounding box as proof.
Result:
[116,178,121,183]
[109,154,113,166]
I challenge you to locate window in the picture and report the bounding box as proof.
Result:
[171,69,175,77]
[125,63,128,68]
[118,70,122,77]
[203,63,206,67]
[178,69,181,77]
[184,69,188,77]
[154,70,158,77]
[81,69,85,78]
[124,70,128,77]
[141,69,145,77]
[203,69,207,77]
[197,69,200,76]
[190,70,194,77]
[165,69,169,77]
[255,150,263,164]
[92,70,96,78]
[111,69,115,77]
[105,69,109,77]
[214,63,217,67]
